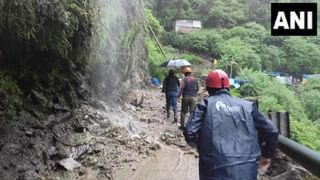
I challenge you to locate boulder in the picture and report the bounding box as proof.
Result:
[124,90,144,107]
[58,158,81,171]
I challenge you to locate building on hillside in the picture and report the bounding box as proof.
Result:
[173,19,202,33]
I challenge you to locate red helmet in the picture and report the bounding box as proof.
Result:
[206,69,230,88]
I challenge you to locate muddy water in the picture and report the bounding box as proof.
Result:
[116,142,198,180]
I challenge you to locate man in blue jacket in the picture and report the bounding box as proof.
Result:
[184,69,278,180]
[162,69,180,122]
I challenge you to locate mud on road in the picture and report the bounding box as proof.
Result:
[116,89,199,180]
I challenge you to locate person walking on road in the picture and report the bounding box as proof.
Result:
[184,69,278,180]
[178,66,199,130]
[162,69,180,122]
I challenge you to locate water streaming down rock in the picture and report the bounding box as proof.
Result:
[90,0,148,103]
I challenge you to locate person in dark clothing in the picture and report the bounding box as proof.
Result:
[184,69,278,180]
[162,69,180,122]
[178,66,199,129]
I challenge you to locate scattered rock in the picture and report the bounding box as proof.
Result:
[90,100,107,110]
[124,103,136,112]
[25,129,34,137]
[86,156,98,166]
[52,104,70,112]
[78,166,87,176]
[58,158,81,171]
[149,143,161,151]
[270,170,303,180]
[2,143,20,155]
[74,127,88,133]
[47,114,56,122]
[48,146,58,157]
[30,90,47,107]
[94,143,105,153]
[125,90,144,107]
[55,112,72,122]
[139,117,147,122]
[70,145,91,160]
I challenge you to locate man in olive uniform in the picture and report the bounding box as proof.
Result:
[178,66,199,129]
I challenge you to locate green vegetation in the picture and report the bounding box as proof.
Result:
[297,79,320,121]
[238,69,306,120]
[145,9,203,80]
[0,73,23,113]
[147,0,320,151]
[161,24,320,76]
[0,1,95,62]
[0,73,22,98]
[152,0,320,75]
[237,70,320,151]
[0,0,98,110]
[146,37,167,80]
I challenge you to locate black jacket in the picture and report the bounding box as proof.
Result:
[162,75,180,92]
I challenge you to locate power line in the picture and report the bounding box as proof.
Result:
[139,0,168,61]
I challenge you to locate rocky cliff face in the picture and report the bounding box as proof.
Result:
[0,0,148,113]
[90,0,148,103]
[0,0,148,179]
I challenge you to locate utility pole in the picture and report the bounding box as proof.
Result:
[229,57,240,79]
[212,59,217,70]
[230,57,234,78]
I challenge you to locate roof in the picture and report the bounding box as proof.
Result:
[172,17,202,21]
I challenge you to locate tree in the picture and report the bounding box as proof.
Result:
[247,0,271,27]
[281,37,320,75]
[216,37,261,75]
[145,9,163,36]
[154,0,196,30]
[260,45,285,71]
[237,69,307,121]
[297,79,320,121]
[206,0,249,27]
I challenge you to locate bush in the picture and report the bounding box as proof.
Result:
[0,73,21,95]
[0,0,95,61]
[291,120,320,151]
[298,79,320,121]
[146,38,167,81]
[0,73,23,110]
[237,69,320,151]
[237,69,307,121]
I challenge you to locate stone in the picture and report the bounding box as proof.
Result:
[149,143,161,151]
[30,90,47,106]
[55,112,72,122]
[47,114,55,121]
[125,90,144,107]
[124,103,136,112]
[53,104,69,112]
[78,166,87,176]
[48,146,58,157]
[94,143,105,153]
[25,130,34,137]
[58,158,81,171]
[139,118,147,122]
[2,143,20,155]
